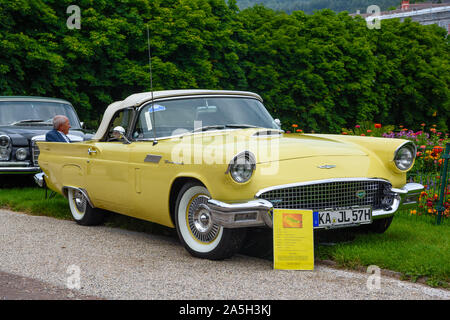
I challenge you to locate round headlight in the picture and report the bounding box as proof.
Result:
[0,135,11,147]
[228,152,256,183]
[15,148,28,161]
[394,142,416,171]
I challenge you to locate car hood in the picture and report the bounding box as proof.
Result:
[254,132,367,162]
[0,125,84,145]
[181,129,367,163]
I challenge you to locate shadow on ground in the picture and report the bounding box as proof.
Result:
[239,228,358,261]
[0,175,36,188]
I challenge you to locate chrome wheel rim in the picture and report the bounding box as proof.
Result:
[187,195,220,243]
[73,190,87,214]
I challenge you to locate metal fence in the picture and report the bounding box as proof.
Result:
[407,143,450,225]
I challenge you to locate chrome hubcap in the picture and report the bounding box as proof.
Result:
[73,190,87,213]
[188,195,219,243]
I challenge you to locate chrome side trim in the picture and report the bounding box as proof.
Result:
[144,154,162,163]
[62,186,95,208]
[255,177,390,198]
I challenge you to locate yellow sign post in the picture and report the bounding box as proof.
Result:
[273,209,314,270]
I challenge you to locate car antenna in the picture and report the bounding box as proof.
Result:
[147,24,158,146]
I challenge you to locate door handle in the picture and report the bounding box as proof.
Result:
[88,148,97,155]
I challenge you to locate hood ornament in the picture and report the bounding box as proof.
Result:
[318,164,336,169]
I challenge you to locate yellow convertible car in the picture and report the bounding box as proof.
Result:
[35,90,423,260]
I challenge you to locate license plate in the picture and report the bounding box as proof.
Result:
[313,207,372,228]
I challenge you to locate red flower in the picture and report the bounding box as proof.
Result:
[433,146,444,154]
[367,129,372,133]
[374,123,382,129]
[296,129,303,133]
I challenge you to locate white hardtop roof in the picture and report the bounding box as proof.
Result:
[93,89,263,140]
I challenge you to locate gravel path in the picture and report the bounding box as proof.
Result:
[0,208,448,300]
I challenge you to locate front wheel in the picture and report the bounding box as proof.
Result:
[67,188,105,226]
[367,216,393,234]
[356,216,394,234]
[174,182,246,260]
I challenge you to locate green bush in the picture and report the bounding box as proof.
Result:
[0,0,448,133]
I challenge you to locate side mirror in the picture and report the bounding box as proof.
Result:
[113,126,126,136]
[112,126,131,144]
[80,122,84,128]
[274,119,281,127]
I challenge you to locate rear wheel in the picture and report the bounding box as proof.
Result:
[67,188,105,226]
[174,182,246,260]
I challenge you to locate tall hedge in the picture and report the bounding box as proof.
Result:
[0,0,448,132]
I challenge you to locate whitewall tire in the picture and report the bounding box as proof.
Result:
[67,188,105,226]
[174,182,246,260]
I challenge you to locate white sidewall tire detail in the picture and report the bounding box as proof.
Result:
[176,185,224,253]
[67,188,105,226]
[68,188,85,221]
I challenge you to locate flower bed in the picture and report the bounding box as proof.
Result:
[286,122,449,221]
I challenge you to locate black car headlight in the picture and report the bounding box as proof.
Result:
[0,135,11,160]
[394,142,416,171]
[227,151,256,183]
[15,148,28,161]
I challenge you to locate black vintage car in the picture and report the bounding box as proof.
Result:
[0,96,92,174]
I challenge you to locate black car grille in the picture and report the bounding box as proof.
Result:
[257,179,391,211]
[31,140,40,166]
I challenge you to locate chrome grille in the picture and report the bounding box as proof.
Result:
[31,140,40,166]
[257,179,391,211]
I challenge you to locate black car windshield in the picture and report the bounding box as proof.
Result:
[0,101,81,128]
[134,97,280,139]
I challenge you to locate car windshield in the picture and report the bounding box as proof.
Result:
[133,97,280,139]
[0,101,81,128]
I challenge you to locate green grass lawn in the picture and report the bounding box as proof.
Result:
[1,186,448,288]
[316,212,449,287]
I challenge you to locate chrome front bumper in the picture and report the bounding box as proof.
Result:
[207,182,424,229]
[0,161,40,173]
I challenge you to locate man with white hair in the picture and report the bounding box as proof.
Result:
[45,115,71,142]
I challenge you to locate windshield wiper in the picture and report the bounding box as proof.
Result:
[192,125,226,133]
[190,124,263,134]
[11,119,44,125]
[225,124,260,129]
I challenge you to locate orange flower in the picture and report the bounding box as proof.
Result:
[421,123,426,127]
[292,124,298,128]
[374,123,382,129]
[361,134,366,136]
[342,132,348,135]
[296,129,303,133]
